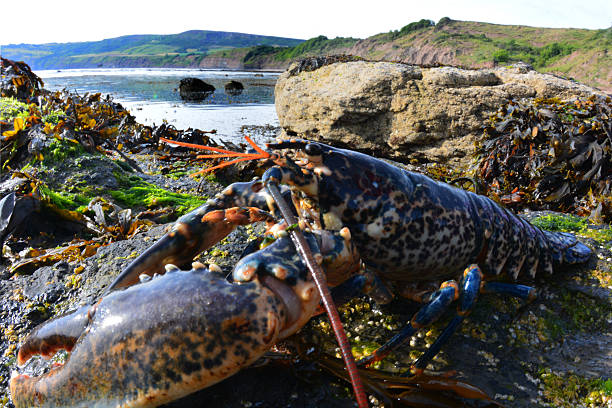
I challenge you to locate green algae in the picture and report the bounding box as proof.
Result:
[0,97,29,121]
[31,146,207,219]
[0,97,63,124]
[110,170,207,216]
[41,139,87,166]
[558,289,612,333]
[165,170,189,180]
[38,183,91,212]
[531,213,612,244]
[538,369,612,407]
[531,214,587,232]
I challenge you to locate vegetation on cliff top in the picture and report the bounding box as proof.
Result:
[262,18,610,90]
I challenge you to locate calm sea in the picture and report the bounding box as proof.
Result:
[35,68,280,143]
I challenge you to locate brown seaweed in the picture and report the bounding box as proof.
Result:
[477,96,611,222]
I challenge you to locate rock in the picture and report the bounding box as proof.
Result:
[224,80,244,95]
[287,54,363,76]
[275,59,607,166]
[179,77,215,101]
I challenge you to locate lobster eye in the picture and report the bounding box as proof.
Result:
[305,143,322,156]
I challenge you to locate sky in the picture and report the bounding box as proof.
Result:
[1,0,611,45]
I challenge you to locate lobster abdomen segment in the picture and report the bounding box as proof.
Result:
[467,190,592,279]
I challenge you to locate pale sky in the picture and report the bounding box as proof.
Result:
[1,0,610,45]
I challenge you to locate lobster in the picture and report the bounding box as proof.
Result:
[113,137,591,372]
[11,138,592,407]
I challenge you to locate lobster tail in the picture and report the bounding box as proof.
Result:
[466,191,591,280]
[543,231,592,267]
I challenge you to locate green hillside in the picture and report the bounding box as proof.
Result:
[1,30,304,69]
[241,19,611,91]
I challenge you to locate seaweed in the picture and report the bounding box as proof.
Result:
[477,96,611,222]
[0,58,44,101]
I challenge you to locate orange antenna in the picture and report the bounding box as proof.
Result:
[159,136,271,176]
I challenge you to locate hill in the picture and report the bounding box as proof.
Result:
[239,19,611,92]
[2,20,610,91]
[0,30,304,69]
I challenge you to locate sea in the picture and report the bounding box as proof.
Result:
[35,68,281,144]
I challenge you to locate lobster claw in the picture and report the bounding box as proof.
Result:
[11,263,322,408]
[15,305,90,366]
[107,205,275,291]
[232,228,361,338]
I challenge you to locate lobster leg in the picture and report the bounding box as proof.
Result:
[411,269,539,374]
[481,281,536,301]
[357,278,461,367]
[327,269,394,306]
[359,265,538,374]
[410,265,483,374]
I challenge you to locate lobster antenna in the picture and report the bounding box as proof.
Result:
[159,136,271,176]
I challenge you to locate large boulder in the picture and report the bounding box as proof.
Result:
[179,77,215,101]
[275,59,607,165]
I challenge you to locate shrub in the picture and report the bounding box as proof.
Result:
[536,42,575,65]
[398,19,435,36]
[492,49,510,63]
[243,45,277,63]
[436,17,452,29]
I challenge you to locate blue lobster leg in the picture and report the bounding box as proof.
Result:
[408,265,483,375]
[330,268,394,306]
[481,281,536,301]
[356,279,461,367]
[407,269,537,375]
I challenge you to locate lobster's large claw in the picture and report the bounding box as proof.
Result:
[16,305,90,366]
[107,205,274,291]
[11,263,321,408]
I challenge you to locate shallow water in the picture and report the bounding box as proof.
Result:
[36,68,280,142]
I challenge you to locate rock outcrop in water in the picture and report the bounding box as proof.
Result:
[275,59,607,165]
[179,77,215,101]
[224,80,244,95]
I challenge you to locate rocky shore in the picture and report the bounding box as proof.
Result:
[0,58,610,408]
